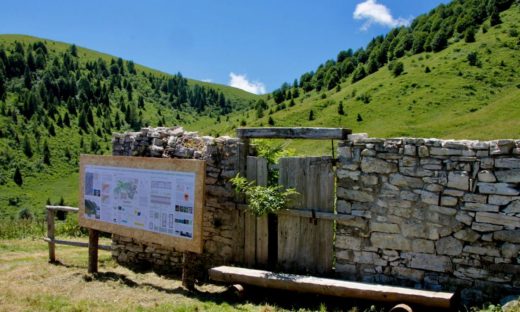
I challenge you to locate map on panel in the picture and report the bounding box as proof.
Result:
[83,165,196,239]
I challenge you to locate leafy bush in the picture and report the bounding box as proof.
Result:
[230,174,298,217]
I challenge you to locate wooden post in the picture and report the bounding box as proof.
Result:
[46,209,56,263]
[88,229,99,274]
[182,251,197,290]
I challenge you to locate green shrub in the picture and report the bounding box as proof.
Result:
[230,174,298,217]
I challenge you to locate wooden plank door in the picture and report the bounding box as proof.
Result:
[277,156,335,274]
[244,156,269,267]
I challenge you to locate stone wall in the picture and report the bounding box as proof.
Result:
[335,134,520,302]
[111,127,243,277]
[110,127,519,302]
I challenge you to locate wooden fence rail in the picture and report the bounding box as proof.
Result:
[44,205,111,263]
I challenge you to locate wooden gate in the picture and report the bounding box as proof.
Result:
[235,127,351,274]
[277,156,335,274]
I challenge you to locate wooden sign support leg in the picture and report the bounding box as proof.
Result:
[46,209,56,263]
[88,229,99,274]
[182,251,197,290]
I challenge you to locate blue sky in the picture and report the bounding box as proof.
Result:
[0,0,448,94]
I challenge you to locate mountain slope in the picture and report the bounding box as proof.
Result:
[0,35,257,218]
[225,3,520,142]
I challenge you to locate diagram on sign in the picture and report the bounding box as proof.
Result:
[83,165,196,240]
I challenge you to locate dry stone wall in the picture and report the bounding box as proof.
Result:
[111,127,243,277]
[336,134,520,302]
[110,127,519,302]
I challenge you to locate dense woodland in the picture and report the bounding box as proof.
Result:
[270,0,516,104]
[0,39,246,188]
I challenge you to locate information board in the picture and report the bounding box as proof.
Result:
[79,155,205,253]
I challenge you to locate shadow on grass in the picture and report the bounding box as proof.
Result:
[79,270,408,311]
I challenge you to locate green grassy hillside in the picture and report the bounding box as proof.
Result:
[204,4,520,142]
[0,35,257,219]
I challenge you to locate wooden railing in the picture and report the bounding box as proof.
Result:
[44,205,111,263]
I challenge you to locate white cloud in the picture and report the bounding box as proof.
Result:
[201,78,213,83]
[228,72,266,95]
[353,0,411,31]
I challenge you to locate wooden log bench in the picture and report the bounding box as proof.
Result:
[209,266,456,310]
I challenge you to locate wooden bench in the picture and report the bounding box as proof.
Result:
[209,266,456,310]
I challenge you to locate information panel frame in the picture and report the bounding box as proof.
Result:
[79,155,205,253]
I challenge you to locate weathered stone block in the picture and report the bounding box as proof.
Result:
[472,222,503,232]
[454,229,480,242]
[361,157,397,174]
[337,169,360,180]
[412,239,435,253]
[418,146,429,157]
[444,189,465,197]
[391,266,424,282]
[389,173,424,188]
[501,243,520,258]
[414,190,439,205]
[370,222,400,234]
[360,174,378,186]
[463,193,487,204]
[404,252,452,273]
[430,147,463,156]
[402,222,439,240]
[475,212,520,227]
[462,202,499,212]
[404,145,416,156]
[504,200,520,213]
[495,158,520,169]
[454,267,489,280]
[447,171,470,191]
[463,245,500,257]
[436,236,463,256]
[478,170,497,183]
[496,169,520,183]
[336,200,351,214]
[336,236,363,250]
[338,189,374,203]
[371,233,411,251]
[478,183,520,196]
[400,167,433,177]
[441,196,458,207]
[456,212,473,226]
[488,195,517,205]
[494,230,520,243]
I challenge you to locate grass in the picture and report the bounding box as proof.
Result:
[0,238,518,311]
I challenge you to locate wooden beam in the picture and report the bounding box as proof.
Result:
[236,128,351,140]
[43,237,111,251]
[209,266,456,309]
[237,204,356,222]
[46,205,79,212]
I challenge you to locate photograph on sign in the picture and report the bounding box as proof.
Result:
[79,155,205,253]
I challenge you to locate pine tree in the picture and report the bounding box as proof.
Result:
[13,167,23,186]
[338,101,345,115]
[23,135,33,158]
[268,116,275,126]
[23,66,32,89]
[69,44,78,57]
[490,9,501,26]
[43,140,51,165]
[357,113,363,122]
[63,112,71,127]
[308,110,315,121]
[48,123,55,136]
